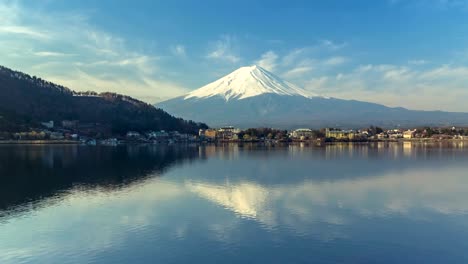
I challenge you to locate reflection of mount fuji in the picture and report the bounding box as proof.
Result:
[2,143,467,219]
[187,182,269,219]
[157,65,468,128]
[186,164,468,233]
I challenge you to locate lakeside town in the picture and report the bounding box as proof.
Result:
[0,119,467,145]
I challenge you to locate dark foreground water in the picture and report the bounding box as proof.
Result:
[1,142,468,263]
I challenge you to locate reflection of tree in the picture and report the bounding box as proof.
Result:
[186,143,468,186]
[0,145,200,213]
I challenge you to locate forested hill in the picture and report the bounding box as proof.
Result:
[0,65,208,134]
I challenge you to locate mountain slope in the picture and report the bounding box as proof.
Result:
[157,65,468,128]
[185,65,318,100]
[0,65,207,134]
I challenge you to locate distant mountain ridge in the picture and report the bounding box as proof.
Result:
[0,65,207,134]
[156,65,468,128]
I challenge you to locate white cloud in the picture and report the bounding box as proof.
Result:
[0,25,49,39]
[248,39,468,112]
[304,76,329,90]
[323,56,348,66]
[47,69,188,103]
[255,41,350,80]
[319,39,347,50]
[34,51,75,57]
[283,65,315,78]
[255,51,278,71]
[302,63,468,111]
[206,35,240,63]
[281,48,309,66]
[0,3,49,40]
[408,59,428,65]
[419,64,468,80]
[0,1,188,103]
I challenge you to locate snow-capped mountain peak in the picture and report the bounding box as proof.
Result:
[184,65,318,101]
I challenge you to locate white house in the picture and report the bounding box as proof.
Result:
[292,128,314,139]
[403,130,416,139]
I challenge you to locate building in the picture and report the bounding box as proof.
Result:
[326,129,357,140]
[377,133,387,139]
[148,130,169,141]
[217,126,239,140]
[387,129,403,139]
[204,129,217,139]
[126,131,141,138]
[49,132,64,140]
[199,129,206,137]
[403,129,416,139]
[219,126,236,132]
[62,120,78,129]
[389,133,403,139]
[41,120,54,129]
[291,128,314,139]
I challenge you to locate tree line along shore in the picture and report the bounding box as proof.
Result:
[1,125,467,145]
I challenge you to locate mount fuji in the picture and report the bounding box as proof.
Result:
[156,65,468,128]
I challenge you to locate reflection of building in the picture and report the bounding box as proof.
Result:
[402,141,415,157]
[198,145,218,159]
[291,128,313,139]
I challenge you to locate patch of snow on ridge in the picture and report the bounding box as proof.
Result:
[184,65,320,101]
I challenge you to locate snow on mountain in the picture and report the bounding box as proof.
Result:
[184,65,319,101]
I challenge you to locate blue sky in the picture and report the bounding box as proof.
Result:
[1,0,468,111]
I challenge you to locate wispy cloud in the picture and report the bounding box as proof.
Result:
[0,25,49,39]
[408,59,429,65]
[249,40,468,111]
[206,35,240,63]
[281,48,309,66]
[33,51,76,57]
[319,39,347,50]
[323,56,348,66]
[255,51,278,71]
[283,65,315,78]
[0,1,188,103]
[301,63,468,111]
[253,42,347,80]
[170,44,186,57]
[0,3,49,40]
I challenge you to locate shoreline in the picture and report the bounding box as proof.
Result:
[0,140,80,145]
[0,138,467,145]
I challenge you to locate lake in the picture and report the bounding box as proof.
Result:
[1,142,468,263]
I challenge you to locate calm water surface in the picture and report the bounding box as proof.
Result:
[1,142,468,263]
